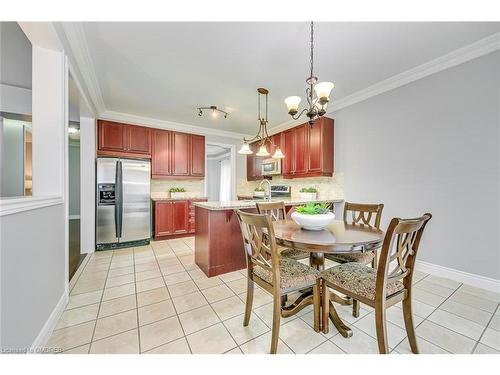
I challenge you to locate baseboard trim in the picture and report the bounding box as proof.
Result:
[30,288,68,350]
[416,260,500,293]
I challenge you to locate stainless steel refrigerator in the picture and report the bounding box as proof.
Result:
[96,157,151,250]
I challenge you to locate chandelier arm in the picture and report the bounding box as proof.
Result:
[291,108,308,121]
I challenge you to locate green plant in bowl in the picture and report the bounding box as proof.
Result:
[299,187,318,193]
[254,187,265,192]
[295,202,330,215]
[169,187,186,193]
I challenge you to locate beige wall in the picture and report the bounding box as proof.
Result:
[151,179,205,199]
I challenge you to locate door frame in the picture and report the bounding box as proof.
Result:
[204,141,236,201]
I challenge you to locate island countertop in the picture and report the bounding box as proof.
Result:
[193,197,344,211]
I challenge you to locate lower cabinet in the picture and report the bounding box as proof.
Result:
[154,199,207,239]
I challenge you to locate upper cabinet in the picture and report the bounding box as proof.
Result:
[98,120,151,157]
[248,117,334,180]
[98,120,205,179]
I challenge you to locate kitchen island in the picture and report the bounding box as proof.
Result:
[193,198,343,277]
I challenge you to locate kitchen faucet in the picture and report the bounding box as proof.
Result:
[259,179,272,201]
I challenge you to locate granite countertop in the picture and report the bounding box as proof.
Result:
[193,197,344,211]
[151,196,207,202]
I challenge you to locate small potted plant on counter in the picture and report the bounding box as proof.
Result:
[299,187,318,200]
[253,186,266,198]
[169,187,186,199]
[291,202,335,231]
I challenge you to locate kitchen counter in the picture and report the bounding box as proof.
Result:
[193,197,343,211]
[151,196,207,202]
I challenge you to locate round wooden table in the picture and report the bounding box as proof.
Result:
[272,219,385,337]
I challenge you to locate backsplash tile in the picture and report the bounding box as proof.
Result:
[151,179,205,199]
[236,173,344,200]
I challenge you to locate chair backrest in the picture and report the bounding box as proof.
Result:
[343,202,384,229]
[375,213,432,300]
[236,210,280,286]
[256,201,287,221]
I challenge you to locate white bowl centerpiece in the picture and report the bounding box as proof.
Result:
[291,202,335,231]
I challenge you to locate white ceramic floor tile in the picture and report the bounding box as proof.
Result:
[237,289,273,308]
[423,275,461,290]
[172,290,208,314]
[412,288,447,307]
[479,328,500,351]
[225,278,248,294]
[194,276,224,290]
[161,264,186,276]
[90,329,139,354]
[439,299,493,326]
[136,286,170,308]
[459,284,500,303]
[428,309,485,340]
[201,284,235,303]
[105,273,135,288]
[279,319,327,353]
[307,340,345,354]
[47,321,95,351]
[107,266,135,278]
[413,279,457,298]
[178,305,221,335]
[135,277,165,293]
[330,326,380,354]
[93,309,138,341]
[144,337,191,354]
[211,295,246,321]
[56,303,99,329]
[139,316,184,352]
[164,271,192,286]
[239,331,293,354]
[138,299,177,326]
[167,280,198,298]
[394,336,450,354]
[473,343,500,354]
[62,344,90,354]
[99,294,137,318]
[186,323,237,354]
[253,302,297,328]
[488,314,500,331]
[449,290,498,313]
[218,270,245,283]
[353,312,408,349]
[416,320,476,354]
[102,283,136,301]
[135,269,162,282]
[223,314,270,345]
[66,290,102,310]
[385,305,424,329]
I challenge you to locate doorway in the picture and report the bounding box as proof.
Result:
[205,143,235,201]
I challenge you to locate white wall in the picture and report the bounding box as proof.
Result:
[68,143,80,216]
[79,116,95,254]
[334,51,500,281]
[207,159,222,201]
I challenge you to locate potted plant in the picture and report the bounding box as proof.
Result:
[253,186,266,198]
[291,203,335,231]
[299,187,318,200]
[169,187,186,199]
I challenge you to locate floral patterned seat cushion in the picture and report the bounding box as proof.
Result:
[280,247,309,260]
[320,262,404,300]
[325,251,375,265]
[253,257,319,291]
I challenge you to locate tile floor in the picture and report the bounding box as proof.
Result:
[48,237,500,354]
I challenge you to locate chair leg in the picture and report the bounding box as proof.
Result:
[372,251,378,269]
[270,293,281,354]
[352,299,360,318]
[243,276,254,327]
[313,280,320,332]
[402,296,419,354]
[280,294,287,308]
[375,305,389,354]
[321,280,330,334]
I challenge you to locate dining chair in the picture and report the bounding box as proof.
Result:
[320,213,432,354]
[324,202,384,317]
[256,201,310,261]
[236,210,321,354]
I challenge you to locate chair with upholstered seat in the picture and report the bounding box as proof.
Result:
[236,209,321,354]
[320,213,432,354]
[256,201,310,261]
[325,202,384,317]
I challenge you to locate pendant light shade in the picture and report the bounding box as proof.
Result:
[256,144,270,157]
[284,96,302,115]
[314,81,334,104]
[272,147,285,159]
[238,142,253,155]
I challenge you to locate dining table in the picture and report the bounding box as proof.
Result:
[272,219,385,337]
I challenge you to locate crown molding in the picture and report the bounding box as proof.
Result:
[100,110,251,140]
[61,23,106,114]
[269,32,500,135]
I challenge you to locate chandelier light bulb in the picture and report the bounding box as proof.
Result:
[284,96,301,115]
[314,81,334,105]
[256,144,270,157]
[238,142,253,155]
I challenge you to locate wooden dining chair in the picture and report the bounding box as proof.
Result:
[236,210,321,354]
[320,213,432,354]
[256,201,310,261]
[324,202,384,317]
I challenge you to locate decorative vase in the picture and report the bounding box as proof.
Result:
[291,211,335,231]
[299,192,318,201]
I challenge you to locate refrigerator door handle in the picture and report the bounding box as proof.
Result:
[115,160,123,239]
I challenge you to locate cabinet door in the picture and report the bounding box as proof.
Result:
[190,135,205,177]
[294,124,308,175]
[171,201,189,234]
[246,151,255,181]
[152,130,171,177]
[282,129,295,175]
[127,125,151,154]
[155,202,172,237]
[252,142,263,180]
[98,120,126,152]
[307,120,323,173]
[171,132,190,176]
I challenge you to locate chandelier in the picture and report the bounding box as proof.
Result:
[284,22,334,125]
[238,88,284,159]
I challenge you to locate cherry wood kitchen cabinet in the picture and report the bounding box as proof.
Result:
[151,129,171,178]
[246,141,262,181]
[97,120,151,157]
[171,132,190,176]
[190,134,205,177]
[154,198,207,239]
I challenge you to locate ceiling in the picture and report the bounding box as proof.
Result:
[206,144,230,156]
[75,22,500,134]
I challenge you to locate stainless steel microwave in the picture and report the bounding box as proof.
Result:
[262,158,281,176]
